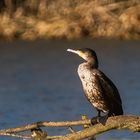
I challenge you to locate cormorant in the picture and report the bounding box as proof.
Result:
[67,48,123,122]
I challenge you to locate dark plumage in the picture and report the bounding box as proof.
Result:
[67,48,123,118]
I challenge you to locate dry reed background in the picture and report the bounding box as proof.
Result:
[0,0,139,40]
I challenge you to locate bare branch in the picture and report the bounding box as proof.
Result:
[0,119,90,133]
[0,115,140,140]
[54,115,140,140]
[0,132,31,139]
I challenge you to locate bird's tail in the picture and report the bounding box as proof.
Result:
[109,104,123,116]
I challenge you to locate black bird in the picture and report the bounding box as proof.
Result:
[67,48,123,121]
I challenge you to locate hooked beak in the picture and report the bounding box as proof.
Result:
[67,49,78,54]
[67,48,86,59]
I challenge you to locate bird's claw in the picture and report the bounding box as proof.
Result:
[91,116,98,125]
[91,115,108,125]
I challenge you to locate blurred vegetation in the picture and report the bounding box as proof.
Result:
[0,0,139,40]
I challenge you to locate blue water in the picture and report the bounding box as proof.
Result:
[0,39,140,139]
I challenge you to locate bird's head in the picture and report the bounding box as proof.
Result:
[67,48,98,68]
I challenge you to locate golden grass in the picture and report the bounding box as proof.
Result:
[0,0,139,40]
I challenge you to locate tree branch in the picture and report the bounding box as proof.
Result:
[0,119,91,133]
[0,132,31,139]
[54,115,140,140]
[0,115,140,140]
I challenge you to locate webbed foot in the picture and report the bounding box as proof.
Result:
[91,115,108,125]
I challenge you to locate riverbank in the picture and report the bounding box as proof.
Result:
[0,0,139,40]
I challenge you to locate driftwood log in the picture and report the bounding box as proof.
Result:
[0,115,140,140]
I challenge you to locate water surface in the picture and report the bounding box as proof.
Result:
[0,39,140,139]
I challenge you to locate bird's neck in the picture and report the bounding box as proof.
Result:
[87,58,98,69]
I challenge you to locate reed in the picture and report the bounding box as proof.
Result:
[0,0,139,40]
